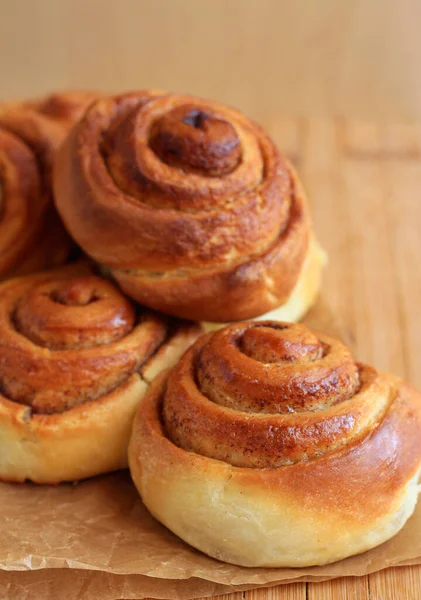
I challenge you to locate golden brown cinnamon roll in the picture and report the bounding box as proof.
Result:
[0,90,97,279]
[129,321,421,567]
[53,91,325,323]
[0,265,201,483]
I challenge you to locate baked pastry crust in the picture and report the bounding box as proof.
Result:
[129,321,421,567]
[54,91,325,322]
[0,265,201,483]
[0,91,97,279]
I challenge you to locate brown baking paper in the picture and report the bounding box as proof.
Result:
[1,299,421,600]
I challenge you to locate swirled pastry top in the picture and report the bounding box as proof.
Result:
[54,91,321,321]
[130,320,421,568]
[0,90,98,177]
[0,265,196,415]
[161,321,396,468]
[0,91,97,278]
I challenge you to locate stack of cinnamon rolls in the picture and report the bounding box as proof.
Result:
[0,88,419,567]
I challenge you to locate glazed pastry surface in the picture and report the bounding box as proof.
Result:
[129,321,421,567]
[54,91,324,322]
[0,91,97,278]
[0,264,201,483]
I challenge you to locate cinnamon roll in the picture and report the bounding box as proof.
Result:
[0,90,97,279]
[129,321,421,567]
[53,91,325,323]
[0,265,201,483]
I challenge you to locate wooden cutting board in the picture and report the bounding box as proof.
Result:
[188,117,421,600]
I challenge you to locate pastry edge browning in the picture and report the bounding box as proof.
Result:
[0,266,202,484]
[109,170,322,323]
[129,373,421,567]
[53,91,325,323]
[0,321,201,485]
[0,90,99,280]
[0,373,146,484]
[201,236,326,329]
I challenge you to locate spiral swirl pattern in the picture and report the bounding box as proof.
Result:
[129,319,421,567]
[54,91,324,322]
[0,268,169,414]
[0,265,201,483]
[161,321,392,467]
[0,91,97,278]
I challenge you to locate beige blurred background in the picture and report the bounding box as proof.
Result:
[0,0,420,121]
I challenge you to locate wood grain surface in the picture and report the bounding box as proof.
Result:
[184,116,421,599]
[1,0,421,121]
